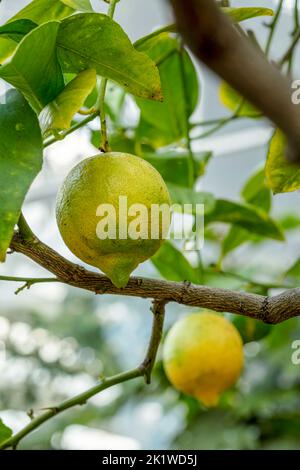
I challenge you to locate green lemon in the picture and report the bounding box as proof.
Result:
[56,152,171,287]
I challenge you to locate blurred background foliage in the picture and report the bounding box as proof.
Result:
[0,0,300,450]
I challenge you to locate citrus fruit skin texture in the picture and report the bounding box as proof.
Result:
[56,152,171,288]
[163,312,244,407]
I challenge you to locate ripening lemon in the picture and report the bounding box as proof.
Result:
[56,152,171,288]
[163,312,244,407]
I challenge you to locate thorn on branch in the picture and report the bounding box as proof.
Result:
[14,281,33,295]
[27,409,35,420]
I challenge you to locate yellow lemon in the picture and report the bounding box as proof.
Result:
[56,152,171,288]
[163,312,244,407]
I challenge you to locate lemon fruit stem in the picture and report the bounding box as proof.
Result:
[96,0,119,153]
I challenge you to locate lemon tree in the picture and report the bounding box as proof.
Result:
[0,0,300,452]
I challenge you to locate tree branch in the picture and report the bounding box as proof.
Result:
[9,231,300,325]
[169,0,300,162]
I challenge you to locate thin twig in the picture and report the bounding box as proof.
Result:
[0,299,165,450]
[278,28,300,68]
[43,113,98,148]
[265,0,283,56]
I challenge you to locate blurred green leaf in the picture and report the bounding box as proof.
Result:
[39,69,96,136]
[241,166,271,213]
[60,0,93,11]
[0,22,64,113]
[223,7,274,23]
[8,0,74,24]
[231,315,272,343]
[57,13,162,100]
[143,151,212,187]
[152,241,199,283]
[222,167,272,258]
[0,19,37,42]
[206,200,284,241]
[168,183,216,215]
[136,34,199,143]
[285,259,300,282]
[219,81,259,117]
[0,419,12,446]
[265,129,300,194]
[0,90,43,262]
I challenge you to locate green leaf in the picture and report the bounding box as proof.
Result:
[152,241,199,283]
[223,7,274,23]
[8,0,74,24]
[221,167,272,258]
[0,90,43,262]
[0,22,64,113]
[168,184,216,215]
[143,150,212,187]
[59,0,93,11]
[57,13,162,100]
[222,226,254,258]
[219,81,259,117]
[136,34,199,142]
[0,0,74,64]
[206,200,284,241]
[241,166,271,213]
[0,419,12,446]
[285,259,300,282]
[39,69,96,135]
[0,19,37,42]
[265,129,300,194]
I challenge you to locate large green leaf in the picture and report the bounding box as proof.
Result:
[0,90,43,262]
[0,19,37,42]
[8,0,74,24]
[168,184,216,215]
[285,259,300,283]
[57,13,162,101]
[39,69,96,136]
[136,34,199,142]
[206,200,284,241]
[60,0,93,11]
[223,7,274,23]
[152,241,200,283]
[0,419,12,446]
[0,22,64,113]
[0,0,75,64]
[265,129,300,194]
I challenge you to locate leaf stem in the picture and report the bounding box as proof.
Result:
[96,0,119,152]
[43,112,98,148]
[178,42,195,188]
[191,100,249,140]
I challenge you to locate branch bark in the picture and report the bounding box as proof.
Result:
[10,231,300,325]
[169,0,300,162]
